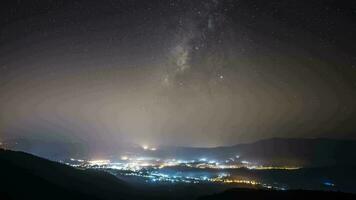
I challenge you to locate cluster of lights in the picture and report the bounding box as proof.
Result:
[0,141,7,150]
[246,166,300,170]
[142,145,156,151]
[70,158,84,162]
[88,159,111,166]
[64,153,296,191]
[107,168,284,190]
[67,155,299,172]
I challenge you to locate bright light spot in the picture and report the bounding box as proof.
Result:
[88,159,110,165]
[121,156,129,160]
[324,182,335,187]
[142,145,157,151]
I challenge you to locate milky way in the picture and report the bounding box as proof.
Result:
[0,0,355,147]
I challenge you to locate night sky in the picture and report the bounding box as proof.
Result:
[0,0,356,147]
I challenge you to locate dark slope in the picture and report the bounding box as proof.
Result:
[0,149,132,200]
[198,188,356,200]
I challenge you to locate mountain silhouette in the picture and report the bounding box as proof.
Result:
[0,148,132,200]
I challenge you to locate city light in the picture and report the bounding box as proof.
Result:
[88,159,111,166]
[121,156,129,160]
[64,152,298,191]
[141,145,157,151]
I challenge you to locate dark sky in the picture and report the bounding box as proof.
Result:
[0,0,356,147]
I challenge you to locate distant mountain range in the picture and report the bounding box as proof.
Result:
[152,138,356,167]
[2,138,356,167]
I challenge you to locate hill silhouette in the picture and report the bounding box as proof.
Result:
[0,148,132,200]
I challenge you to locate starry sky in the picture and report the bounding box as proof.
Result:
[0,0,356,147]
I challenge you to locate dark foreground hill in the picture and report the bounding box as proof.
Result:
[0,149,133,200]
[198,188,356,200]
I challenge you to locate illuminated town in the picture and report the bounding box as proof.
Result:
[63,145,296,190]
